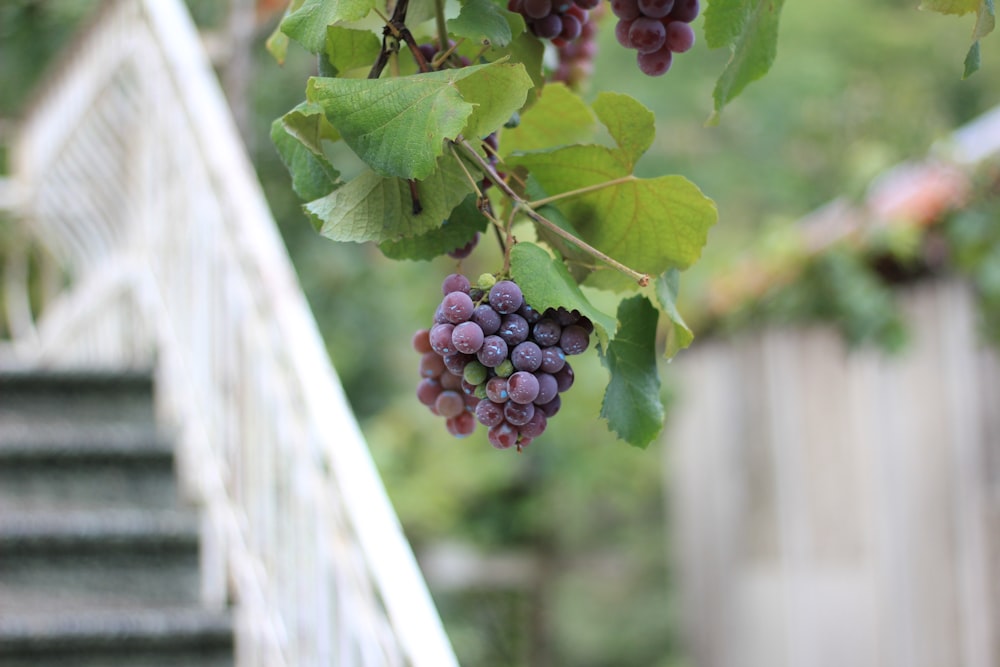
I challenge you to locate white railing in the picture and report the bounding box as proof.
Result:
[2,1,459,666]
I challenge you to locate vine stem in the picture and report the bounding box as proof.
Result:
[456,139,651,287]
[528,176,635,208]
[434,0,449,58]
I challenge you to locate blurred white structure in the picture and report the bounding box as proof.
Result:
[666,110,1000,667]
[0,1,458,665]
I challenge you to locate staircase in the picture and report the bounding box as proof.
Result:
[0,369,233,667]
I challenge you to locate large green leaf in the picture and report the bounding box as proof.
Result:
[704,0,786,123]
[304,154,477,243]
[920,0,980,13]
[307,62,531,180]
[922,1,996,77]
[448,0,516,47]
[591,92,654,167]
[325,26,381,75]
[510,242,616,347]
[270,102,341,202]
[281,0,376,53]
[599,295,664,448]
[378,194,487,260]
[501,82,596,155]
[654,269,694,359]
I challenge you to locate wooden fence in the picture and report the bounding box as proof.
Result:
[665,278,1000,667]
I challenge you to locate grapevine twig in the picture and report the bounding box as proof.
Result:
[457,139,651,287]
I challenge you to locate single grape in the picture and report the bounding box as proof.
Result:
[488,422,519,449]
[446,411,477,437]
[628,17,666,54]
[475,399,505,427]
[419,352,446,378]
[452,321,485,354]
[538,394,562,417]
[511,341,543,372]
[614,19,636,48]
[532,318,562,347]
[534,372,559,405]
[439,371,463,391]
[539,346,566,373]
[519,410,548,439]
[498,313,529,346]
[471,304,502,335]
[666,20,695,53]
[441,291,475,324]
[554,307,579,326]
[486,376,510,403]
[523,0,553,18]
[489,280,524,314]
[637,45,673,76]
[429,323,457,356]
[494,359,515,378]
[463,360,488,385]
[559,324,590,355]
[610,0,640,20]
[477,335,508,367]
[560,14,583,40]
[637,0,674,18]
[507,371,541,404]
[574,0,601,9]
[669,0,699,22]
[441,273,471,295]
[412,329,432,354]
[416,378,443,406]
[554,363,575,392]
[463,391,481,410]
[531,14,563,39]
[518,302,542,324]
[435,390,466,418]
[443,352,473,376]
[504,400,536,426]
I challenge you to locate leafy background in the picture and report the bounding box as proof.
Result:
[2,0,1000,665]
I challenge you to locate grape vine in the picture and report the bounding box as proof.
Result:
[267,0,994,448]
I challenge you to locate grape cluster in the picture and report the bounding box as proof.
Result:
[612,0,699,76]
[509,0,600,45]
[414,274,592,451]
[551,1,602,87]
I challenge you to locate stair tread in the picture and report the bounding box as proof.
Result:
[0,509,199,546]
[0,427,173,458]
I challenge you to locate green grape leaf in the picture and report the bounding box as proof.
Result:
[448,0,515,47]
[654,269,694,359]
[920,0,981,13]
[599,295,664,448]
[281,0,375,53]
[378,194,487,260]
[304,154,477,243]
[511,146,717,291]
[591,92,654,168]
[266,0,305,63]
[704,0,787,123]
[325,26,381,75]
[965,40,983,77]
[501,82,596,155]
[510,242,616,347]
[271,102,341,202]
[487,26,545,94]
[922,0,996,77]
[307,62,530,180]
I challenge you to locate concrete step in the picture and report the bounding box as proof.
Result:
[0,509,202,615]
[0,607,233,667]
[0,431,179,513]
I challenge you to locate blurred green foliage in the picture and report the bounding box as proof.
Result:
[2,1,999,666]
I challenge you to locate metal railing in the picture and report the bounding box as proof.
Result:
[1,1,459,665]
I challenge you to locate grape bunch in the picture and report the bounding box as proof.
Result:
[611,0,699,76]
[413,274,593,451]
[509,0,600,45]
[551,1,602,88]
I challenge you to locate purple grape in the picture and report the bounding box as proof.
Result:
[452,321,485,354]
[412,329,432,354]
[416,378,443,406]
[669,0,699,22]
[539,346,566,373]
[629,17,666,54]
[443,352,472,376]
[441,273,471,295]
[538,394,561,417]
[519,410,548,438]
[498,313,529,346]
[559,324,590,355]
[429,323,456,355]
[511,341,543,372]
[666,20,695,53]
[476,335,508,367]
[610,0,640,20]
[435,390,465,418]
[486,376,510,403]
[574,0,601,9]
[441,291,474,323]
[523,0,552,19]
[637,45,673,76]
[489,280,524,314]
[637,0,674,18]
[472,304,502,335]
[439,371,463,391]
[518,302,542,324]
[532,319,562,347]
[446,411,477,437]
[488,422,519,449]
[554,363,575,392]
[615,18,636,48]
[534,372,559,405]
[531,14,563,38]
[475,399,505,427]
[504,400,536,426]
[419,352,446,378]
[507,371,540,404]
[560,14,582,40]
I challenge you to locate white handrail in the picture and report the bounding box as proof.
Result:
[5,1,458,665]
